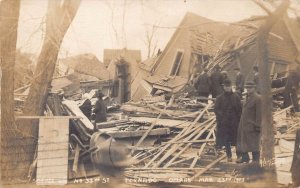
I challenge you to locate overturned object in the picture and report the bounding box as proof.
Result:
[90,132,136,168]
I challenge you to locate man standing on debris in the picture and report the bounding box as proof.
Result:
[214,79,242,162]
[194,68,211,103]
[79,93,92,119]
[235,67,245,98]
[210,65,223,98]
[93,91,107,123]
[236,81,262,163]
[253,65,260,93]
[283,70,300,112]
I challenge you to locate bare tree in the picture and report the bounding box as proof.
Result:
[144,23,159,58]
[0,0,21,180]
[17,0,81,179]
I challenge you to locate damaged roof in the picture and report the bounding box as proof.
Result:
[59,53,110,80]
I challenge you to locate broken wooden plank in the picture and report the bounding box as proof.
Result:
[96,119,129,129]
[154,117,215,168]
[133,95,175,152]
[62,100,94,130]
[145,103,213,168]
[191,154,226,181]
[162,139,215,144]
[164,121,216,168]
[107,128,170,138]
[189,128,215,168]
[36,118,69,185]
[129,117,190,128]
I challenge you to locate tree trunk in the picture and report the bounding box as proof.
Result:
[0,0,21,181]
[256,0,290,185]
[17,0,81,179]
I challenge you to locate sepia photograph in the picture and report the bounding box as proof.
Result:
[1,0,300,187]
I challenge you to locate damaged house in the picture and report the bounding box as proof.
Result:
[104,48,142,103]
[131,12,300,101]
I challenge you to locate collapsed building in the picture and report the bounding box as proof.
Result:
[131,12,300,101]
[10,12,300,187]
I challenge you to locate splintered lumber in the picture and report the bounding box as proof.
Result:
[107,128,170,138]
[171,156,194,166]
[191,154,227,181]
[144,103,213,168]
[133,95,175,151]
[36,118,69,185]
[121,104,197,118]
[130,117,190,128]
[164,120,216,168]
[62,100,94,130]
[162,139,215,144]
[153,119,214,168]
[189,128,215,168]
[96,119,129,129]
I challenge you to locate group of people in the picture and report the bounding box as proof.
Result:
[193,65,262,163]
[214,79,261,163]
[193,65,247,102]
[79,91,107,124]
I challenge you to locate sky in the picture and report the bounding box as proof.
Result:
[16,0,299,62]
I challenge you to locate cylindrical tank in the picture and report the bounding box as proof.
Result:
[90,132,134,168]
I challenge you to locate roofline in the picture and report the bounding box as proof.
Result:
[150,13,192,73]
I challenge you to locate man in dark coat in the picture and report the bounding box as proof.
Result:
[194,68,211,103]
[235,68,244,98]
[283,71,300,112]
[93,92,107,123]
[79,93,92,119]
[214,79,242,162]
[237,81,262,163]
[210,65,223,98]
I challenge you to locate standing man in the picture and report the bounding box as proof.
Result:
[253,65,260,93]
[235,67,245,98]
[214,79,242,162]
[283,70,300,112]
[93,91,107,123]
[210,65,223,98]
[194,68,211,103]
[237,81,262,163]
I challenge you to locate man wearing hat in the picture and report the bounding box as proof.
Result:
[210,65,223,98]
[93,91,107,123]
[194,68,211,103]
[236,81,262,163]
[214,79,242,162]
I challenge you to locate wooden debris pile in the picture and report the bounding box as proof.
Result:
[120,101,225,182]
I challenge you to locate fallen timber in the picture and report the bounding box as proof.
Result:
[26,86,300,186]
